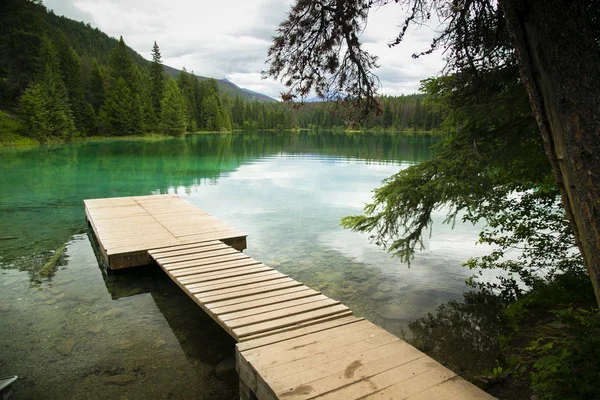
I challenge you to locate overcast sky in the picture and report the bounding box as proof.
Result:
[43,0,446,100]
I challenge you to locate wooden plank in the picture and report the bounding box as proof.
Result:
[167,259,263,277]
[101,232,176,247]
[237,316,363,351]
[148,240,222,255]
[210,288,320,316]
[155,247,240,264]
[187,271,288,294]
[85,197,138,208]
[106,238,182,255]
[184,269,283,289]
[93,227,170,239]
[178,265,274,285]
[131,194,176,201]
[233,303,350,339]
[225,298,341,329]
[267,336,410,392]
[197,278,304,304]
[167,223,238,236]
[179,231,246,244]
[175,228,246,238]
[165,253,253,271]
[220,295,333,323]
[314,359,455,400]
[243,320,377,367]
[401,375,496,400]
[149,243,227,258]
[237,311,355,344]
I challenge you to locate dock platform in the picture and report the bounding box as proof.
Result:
[84,194,247,269]
[85,195,494,400]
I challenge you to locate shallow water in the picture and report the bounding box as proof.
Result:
[0,131,497,399]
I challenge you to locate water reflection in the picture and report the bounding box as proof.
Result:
[0,131,499,399]
[0,235,237,399]
[0,131,436,269]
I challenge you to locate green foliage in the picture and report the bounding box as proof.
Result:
[149,41,165,115]
[160,78,186,136]
[19,67,76,142]
[108,37,137,90]
[0,111,34,146]
[499,272,599,400]
[0,0,439,141]
[341,69,572,297]
[527,308,600,400]
[0,0,47,105]
[464,190,584,300]
[98,77,137,136]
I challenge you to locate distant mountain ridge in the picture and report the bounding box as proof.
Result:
[46,10,277,103]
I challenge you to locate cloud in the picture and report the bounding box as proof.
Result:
[41,0,445,99]
[43,0,97,25]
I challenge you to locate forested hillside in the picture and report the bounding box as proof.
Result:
[0,0,441,144]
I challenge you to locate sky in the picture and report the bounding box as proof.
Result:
[43,0,446,100]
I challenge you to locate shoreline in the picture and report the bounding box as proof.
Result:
[0,128,443,148]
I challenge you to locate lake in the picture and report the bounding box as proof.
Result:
[0,131,495,399]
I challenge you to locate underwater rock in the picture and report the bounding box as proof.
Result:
[345,270,370,283]
[45,298,57,305]
[55,338,77,355]
[369,291,392,301]
[86,324,103,334]
[377,283,394,293]
[104,308,124,318]
[104,373,137,386]
[376,304,410,321]
[49,286,66,295]
[215,357,238,384]
[118,339,135,349]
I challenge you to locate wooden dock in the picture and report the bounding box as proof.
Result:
[85,194,247,269]
[85,195,494,400]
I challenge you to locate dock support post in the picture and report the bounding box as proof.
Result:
[239,380,258,400]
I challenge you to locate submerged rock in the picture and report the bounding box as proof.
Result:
[376,304,410,321]
[86,324,103,334]
[215,357,238,385]
[104,373,137,386]
[49,286,66,295]
[369,291,392,302]
[377,283,394,293]
[118,339,135,349]
[55,338,77,355]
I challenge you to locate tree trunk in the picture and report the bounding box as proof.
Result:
[499,0,600,307]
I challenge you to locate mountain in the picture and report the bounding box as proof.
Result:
[46,10,277,103]
[163,67,276,102]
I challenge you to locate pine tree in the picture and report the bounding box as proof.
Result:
[108,37,136,90]
[177,68,197,131]
[382,104,393,128]
[56,34,85,133]
[137,68,158,132]
[89,60,105,112]
[20,66,76,142]
[149,41,164,115]
[99,77,134,136]
[160,78,186,136]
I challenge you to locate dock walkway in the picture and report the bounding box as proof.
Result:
[85,195,494,400]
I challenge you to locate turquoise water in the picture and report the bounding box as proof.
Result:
[0,132,494,399]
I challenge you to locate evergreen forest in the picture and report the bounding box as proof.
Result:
[0,0,440,145]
